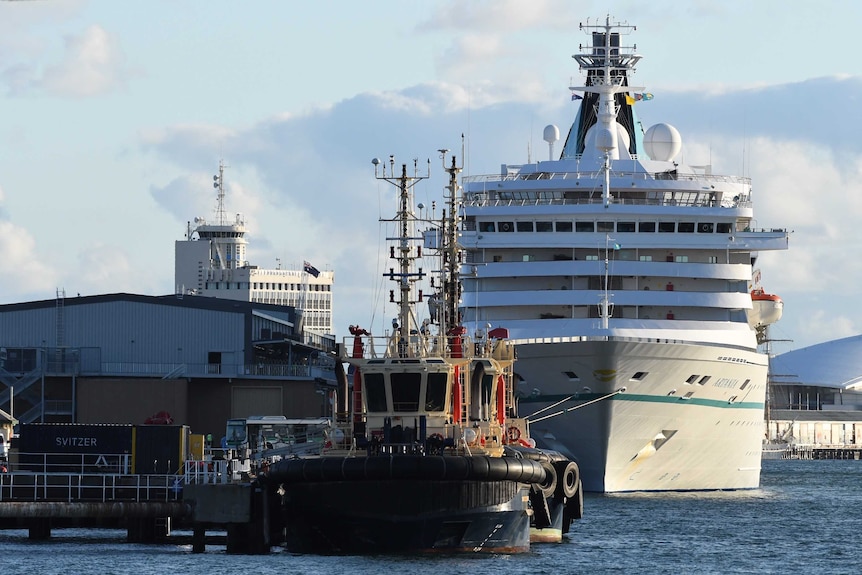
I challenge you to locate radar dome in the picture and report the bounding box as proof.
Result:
[644,123,682,161]
[543,124,560,144]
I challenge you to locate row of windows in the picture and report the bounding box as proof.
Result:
[205,282,331,292]
[497,254,719,263]
[478,220,735,234]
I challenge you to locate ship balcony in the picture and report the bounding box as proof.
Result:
[460,289,752,311]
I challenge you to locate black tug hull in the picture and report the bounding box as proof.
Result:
[280,478,530,554]
[268,455,549,554]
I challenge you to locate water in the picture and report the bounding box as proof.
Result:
[1,459,859,574]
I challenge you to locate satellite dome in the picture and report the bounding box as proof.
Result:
[543,124,560,144]
[584,122,631,155]
[644,123,682,161]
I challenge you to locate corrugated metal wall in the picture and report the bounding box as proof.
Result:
[0,298,246,367]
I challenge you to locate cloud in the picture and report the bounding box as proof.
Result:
[135,73,862,346]
[1,22,132,97]
[38,24,131,97]
[0,204,58,299]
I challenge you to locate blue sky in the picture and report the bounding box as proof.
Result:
[1,0,861,354]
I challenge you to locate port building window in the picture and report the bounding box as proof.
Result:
[716,222,733,234]
[675,255,689,263]
[575,221,595,232]
[678,222,695,233]
[516,221,534,232]
[555,221,573,232]
[480,222,496,232]
[617,221,635,232]
[708,256,718,264]
[536,221,553,232]
[597,221,614,232]
[639,255,653,262]
[631,372,649,381]
[639,222,656,232]
[698,223,714,233]
[498,221,514,232]
[686,375,699,384]
[698,376,711,385]
[658,222,676,233]
[585,255,599,261]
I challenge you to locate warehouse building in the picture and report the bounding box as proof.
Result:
[0,292,338,441]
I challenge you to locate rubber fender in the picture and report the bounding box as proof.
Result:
[390,455,423,480]
[564,482,584,523]
[363,455,393,480]
[341,456,367,481]
[442,455,470,480]
[485,456,511,481]
[529,484,552,528]
[320,456,348,481]
[554,460,580,500]
[417,455,448,480]
[538,461,557,499]
[300,457,326,482]
[467,456,492,480]
[514,458,546,484]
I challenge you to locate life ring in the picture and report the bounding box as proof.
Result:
[506,426,522,442]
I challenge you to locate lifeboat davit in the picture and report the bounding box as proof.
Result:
[749,288,783,328]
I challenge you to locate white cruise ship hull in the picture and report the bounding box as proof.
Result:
[514,339,767,492]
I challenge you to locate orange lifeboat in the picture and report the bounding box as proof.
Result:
[749,288,783,327]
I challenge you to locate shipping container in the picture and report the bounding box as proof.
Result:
[132,424,190,474]
[17,423,133,473]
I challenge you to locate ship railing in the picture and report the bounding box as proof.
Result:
[342,333,476,360]
[463,168,750,186]
[462,194,751,209]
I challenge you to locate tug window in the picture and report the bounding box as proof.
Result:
[425,372,448,412]
[391,372,422,412]
[364,373,388,412]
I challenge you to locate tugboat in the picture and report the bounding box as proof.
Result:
[266,150,582,553]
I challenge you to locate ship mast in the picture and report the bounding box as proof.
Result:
[439,148,464,337]
[374,156,430,345]
[571,16,642,208]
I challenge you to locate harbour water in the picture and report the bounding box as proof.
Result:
[1,459,859,574]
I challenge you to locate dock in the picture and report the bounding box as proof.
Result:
[0,457,278,554]
[778,446,862,460]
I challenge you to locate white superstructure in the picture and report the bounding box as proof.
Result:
[175,161,334,335]
[458,18,789,491]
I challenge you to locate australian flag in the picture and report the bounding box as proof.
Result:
[303,260,320,277]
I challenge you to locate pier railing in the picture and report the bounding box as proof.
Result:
[0,471,183,503]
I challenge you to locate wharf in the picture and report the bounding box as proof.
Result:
[780,446,862,460]
[0,458,271,554]
[0,468,190,541]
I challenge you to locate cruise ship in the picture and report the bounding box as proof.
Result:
[457,18,789,492]
[174,161,334,335]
